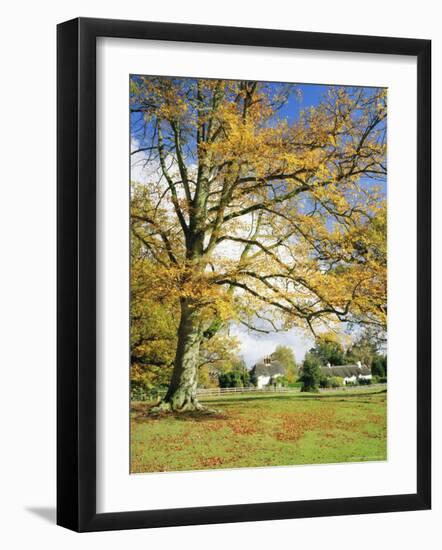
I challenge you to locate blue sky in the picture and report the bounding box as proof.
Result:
[276,83,328,122]
[131,79,332,145]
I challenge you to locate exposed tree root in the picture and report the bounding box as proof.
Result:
[148,397,218,416]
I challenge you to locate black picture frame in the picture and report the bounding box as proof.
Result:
[57,17,431,532]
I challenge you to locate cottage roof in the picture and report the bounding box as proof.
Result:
[319,364,371,378]
[251,359,285,378]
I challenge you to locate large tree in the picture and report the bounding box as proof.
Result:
[309,332,346,366]
[272,345,298,382]
[130,77,387,412]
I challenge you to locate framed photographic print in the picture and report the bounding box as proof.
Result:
[57,17,431,532]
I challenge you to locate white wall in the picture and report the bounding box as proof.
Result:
[0,1,440,548]
[257,376,271,388]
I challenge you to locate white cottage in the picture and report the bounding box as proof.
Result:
[250,356,286,388]
[319,361,372,385]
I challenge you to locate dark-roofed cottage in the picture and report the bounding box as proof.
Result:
[320,361,372,385]
[250,356,286,388]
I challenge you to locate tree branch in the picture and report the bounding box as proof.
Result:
[157,124,189,236]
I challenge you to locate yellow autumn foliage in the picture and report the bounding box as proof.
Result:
[130,76,387,344]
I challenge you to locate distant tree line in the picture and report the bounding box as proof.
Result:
[299,329,387,392]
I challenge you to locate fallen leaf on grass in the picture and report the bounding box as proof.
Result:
[199,456,225,468]
[275,410,336,442]
[226,418,257,435]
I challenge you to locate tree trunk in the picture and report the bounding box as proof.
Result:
[152,299,204,413]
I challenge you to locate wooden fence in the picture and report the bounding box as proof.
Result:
[196,385,293,397]
[195,383,387,397]
[133,383,387,401]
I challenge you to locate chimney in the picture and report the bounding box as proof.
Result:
[357,361,362,369]
[327,362,331,368]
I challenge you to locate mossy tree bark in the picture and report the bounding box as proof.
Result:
[152,299,205,412]
[153,102,213,413]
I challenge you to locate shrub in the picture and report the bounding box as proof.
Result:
[250,370,258,386]
[329,376,343,388]
[319,375,343,388]
[372,355,387,378]
[131,386,147,401]
[219,371,250,388]
[130,385,167,401]
[242,369,251,387]
[274,375,289,387]
[299,353,321,392]
[358,377,372,385]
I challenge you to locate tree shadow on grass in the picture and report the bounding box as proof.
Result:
[132,406,229,423]
[293,389,387,401]
[131,389,387,422]
[202,394,298,407]
[171,412,229,422]
[202,389,386,407]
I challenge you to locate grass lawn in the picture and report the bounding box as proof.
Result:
[130,388,387,473]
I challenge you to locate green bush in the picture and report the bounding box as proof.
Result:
[329,376,343,388]
[358,377,372,385]
[219,371,250,388]
[372,355,387,378]
[130,385,168,401]
[273,375,289,387]
[299,353,321,392]
[131,386,146,401]
[319,375,343,388]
